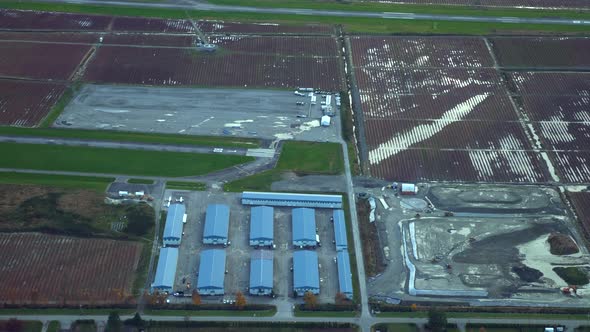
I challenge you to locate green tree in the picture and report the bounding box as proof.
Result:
[105,311,122,332]
[428,307,448,332]
[124,313,144,328]
[125,205,155,236]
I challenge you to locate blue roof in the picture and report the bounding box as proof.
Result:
[163,203,185,239]
[250,250,273,289]
[242,191,342,209]
[250,206,273,241]
[337,251,353,297]
[293,250,319,290]
[152,247,178,289]
[292,208,316,242]
[333,209,347,250]
[204,204,229,239]
[197,249,226,289]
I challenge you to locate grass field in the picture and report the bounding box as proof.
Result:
[224,141,343,192]
[0,320,43,332]
[465,325,546,332]
[0,127,259,149]
[0,172,114,191]
[372,323,417,332]
[0,308,134,315]
[1,1,589,34]
[47,321,60,332]
[128,178,155,184]
[145,325,354,332]
[208,0,590,19]
[166,181,207,191]
[0,142,254,177]
[377,311,590,320]
[143,308,276,317]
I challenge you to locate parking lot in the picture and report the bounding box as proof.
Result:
[56,84,342,143]
[162,189,341,305]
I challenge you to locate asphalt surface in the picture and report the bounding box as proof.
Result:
[31,0,590,26]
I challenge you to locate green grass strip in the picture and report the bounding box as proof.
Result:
[0,308,134,315]
[166,181,207,191]
[0,172,114,191]
[376,311,590,320]
[47,321,61,332]
[143,309,276,317]
[0,127,259,149]
[0,1,588,34]
[128,178,155,184]
[277,141,343,174]
[0,142,254,177]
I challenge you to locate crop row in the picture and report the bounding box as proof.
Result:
[552,152,590,183]
[84,46,342,90]
[355,67,504,95]
[519,95,590,122]
[534,122,590,151]
[511,72,590,96]
[210,35,339,57]
[0,233,142,305]
[368,149,547,183]
[0,79,66,126]
[491,37,590,68]
[0,42,90,80]
[364,119,531,151]
[567,192,590,241]
[360,92,518,121]
[350,36,493,68]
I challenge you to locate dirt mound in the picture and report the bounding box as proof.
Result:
[548,232,579,255]
[512,264,543,282]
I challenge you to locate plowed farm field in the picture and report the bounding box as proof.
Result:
[210,35,339,56]
[84,46,341,90]
[0,9,111,31]
[0,233,142,305]
[567,191,590,241]
[491,37,590,69]
[0,79,66,126]
[196,20,333,35]
[0,41,90,80]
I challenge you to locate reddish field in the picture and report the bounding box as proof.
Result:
[210,35,339,56]
[372,0,589,8]
[0,233,142,305]
[355,67,504,95]
[520,95,590,122]
[350,36,493,68]
[197,20,333,34]
[0,9,111,30]
[84,46,342,90]
[111,16,195,33]
[552,152,590,183]
[511,72,590,95]
[101,33,196,47]
[492,37,590,68]
[534,122,590,151]
[0,41,90,80]
[0,32,98,43]
[360,93,518,120]
[0,79,66,126]
[567,192,590,241]
[369,149,547,183]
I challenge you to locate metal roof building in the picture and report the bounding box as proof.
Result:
[333,209,348,251]
[250,206,274,247]
[293,250,319,296]
[249,250,273,296]
[163,203,185,246]
[197,249,226,296]
[203,204,229,245]
[292,208,317,248]
[151,247,178,293]
[242,191,342,209]
[337,251,353,300]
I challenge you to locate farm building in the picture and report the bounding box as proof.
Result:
[163,203,186,246]
[203,204,230,245]
[249,250,274,296]
[197,249,226,296]
[293,250,320,296]
[250,206,274,247]
[292,208,317,248]
[337,251,353,300]
[333,209,347,251]
[151,247,179,293]
[242,191,342,209]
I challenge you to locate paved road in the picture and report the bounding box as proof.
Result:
[0,135,248,156]
[30,0,590,26]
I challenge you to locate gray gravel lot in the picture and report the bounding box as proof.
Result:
[56,84,341,143]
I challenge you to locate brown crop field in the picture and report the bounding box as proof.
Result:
[0,32,98,43]
[0,233,142,305]
[492,37,590,68]
[0,9,111,30]
[111,17,195,33]
[350,36,493,68]
[370,0,589,9]
[197,20,333,35]
[519,95,590,122]
[511,72,590,95]
[0,41,90,80]
[101,33,196,47]
[210,35,339,56]
[0,79,66,126]
[568,192,590,242]
[84,46,342,90]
